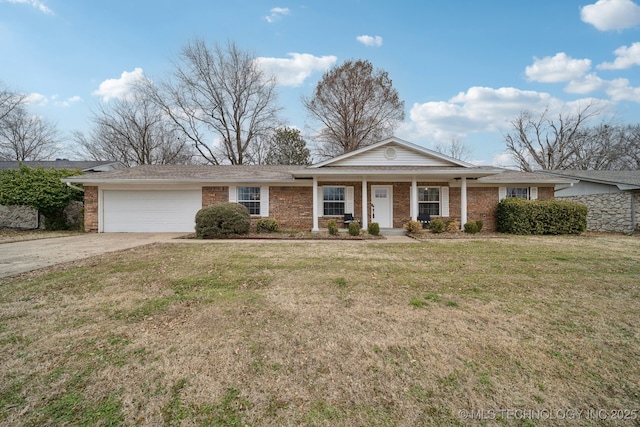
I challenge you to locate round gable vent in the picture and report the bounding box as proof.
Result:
[384,146,397,160]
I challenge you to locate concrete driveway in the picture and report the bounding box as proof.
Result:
[0,233,184,279]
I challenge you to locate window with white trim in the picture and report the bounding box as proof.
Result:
[506,187,529,199]
[237,186,261,215]
[323,186,345,216]
[418,187,440,216]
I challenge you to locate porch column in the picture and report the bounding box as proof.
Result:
[312,176,319,232]
[460,176,467,229]
[361,178,368,229]
[411,178,418,221]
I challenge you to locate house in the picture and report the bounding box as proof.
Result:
[0,159,124,173]
[62,138,572,233]
[541,170,640,233]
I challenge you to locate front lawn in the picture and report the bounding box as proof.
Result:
[1,235,639,426]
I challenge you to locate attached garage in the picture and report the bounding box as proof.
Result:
[102,190,202,232]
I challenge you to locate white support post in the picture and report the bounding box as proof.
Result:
[411,178,418,221]
[312,177,319,232]
[361,178,368,230]
[460,177,467,229]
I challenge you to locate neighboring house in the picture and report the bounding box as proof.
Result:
[0,159,124,173]
[63,138,572,233]
[541,170,640,233]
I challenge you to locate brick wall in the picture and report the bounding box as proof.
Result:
[84,186,98,232]
[202,186,229,206]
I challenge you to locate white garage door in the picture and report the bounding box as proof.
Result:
[103,190,202,232]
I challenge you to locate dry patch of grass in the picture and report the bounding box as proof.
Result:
[1,235,639,425]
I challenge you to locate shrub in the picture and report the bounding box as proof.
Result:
[475,220,484,232]
[0,165,83,230]
[327,219,338,235]
[497,197,587,235]
[429,218,445,233]
[403,220,422,234]
[463,221,479,234]
[446,220,460,233]
[256,218,278,233]
[368,222,380,236]
[348,221,361,236]
[195,203,251,238]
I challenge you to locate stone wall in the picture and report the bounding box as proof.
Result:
[557,191,639,233]
[0,205,39,229]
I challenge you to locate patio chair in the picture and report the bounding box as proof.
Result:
[417,213,431,228]
[343,213,356,227]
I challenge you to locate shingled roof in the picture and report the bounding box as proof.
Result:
[0,160,123,172]
[540,170,640,189]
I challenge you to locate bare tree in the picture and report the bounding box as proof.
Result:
[503,101,605,171]
[0,105,60,161]
[0,82,27,122]
[146,39,281,165]
[303,59,404,158]
[433,138,473,161]
[74,91,194,166]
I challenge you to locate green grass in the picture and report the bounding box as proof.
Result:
[0,235,639,426]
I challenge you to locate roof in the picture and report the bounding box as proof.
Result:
[478,170,577,185]
[64,164,308,184]
[540,170,640,190]
[0,160,124,173]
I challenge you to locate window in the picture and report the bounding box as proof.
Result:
[237,186,261,215]
[418,187,440,216]
[507,187,529,199]
[323,187,345,216]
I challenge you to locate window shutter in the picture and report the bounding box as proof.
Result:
[260,186,269,217]
[346,186,354,214]
[317,186,324,217]
[440,186,450,217]
[499,187,506,201]
[228,186,237,202]
[529,187,538,200]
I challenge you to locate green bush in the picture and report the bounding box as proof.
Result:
[403,220,422,234]
[256,218,278,233]
[327,219,338,235]
[429,218,445,233]
[476,220,484,232]
[497,197,587,235]
[0,165,83,230]
[463,221,479,234]
[348,221,361,236]
[195,203,251,238]
[368,222,380,236]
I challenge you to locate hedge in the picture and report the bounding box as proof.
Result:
[496,197,587,235]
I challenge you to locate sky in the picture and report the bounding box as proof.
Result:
[2,0,640,166]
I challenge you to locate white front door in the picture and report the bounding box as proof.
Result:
[371,185,393,228]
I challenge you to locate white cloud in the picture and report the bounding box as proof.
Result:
[1,0,52,14]
[403,86,563,143]
[60,96,82,107]
[580,0,640,31]
[525,53,591,83]
[256,53,337,87]
[605,78,640,101]
[598,42,640,69]
[24,92,47,106]
[265,7,290,23]
[93,68,146,102]
[356,35,383,47]
[564,73,607,94]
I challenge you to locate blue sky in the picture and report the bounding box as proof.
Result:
[2,0,640,165]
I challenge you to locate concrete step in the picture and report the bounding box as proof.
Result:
[379,228,406,236]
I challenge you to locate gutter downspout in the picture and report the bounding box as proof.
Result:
[66,182,85,192]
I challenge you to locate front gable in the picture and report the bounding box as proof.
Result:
[310,137,472,168]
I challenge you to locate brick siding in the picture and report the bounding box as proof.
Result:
[84,186,98,232]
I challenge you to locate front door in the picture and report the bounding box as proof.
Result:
[371,185,393,228]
